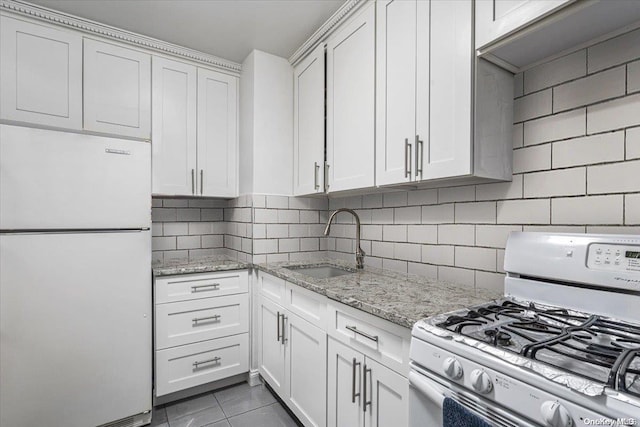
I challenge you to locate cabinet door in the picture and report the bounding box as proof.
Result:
[475,0,573,49]
[83,38,151,139]
[285,312,327,427]
[258,296,286,397]
[0,15,82,129]
[197,68,238,197]
[423,0,473,181]
[326,3,375,193]
[293,44,325,196]
[327,338,365,427]
[375,0,417,186]
[364,358,409,427]
[152,56,197,196]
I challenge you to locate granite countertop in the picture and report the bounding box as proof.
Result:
[153,256,251,277]
[256,260,502,329]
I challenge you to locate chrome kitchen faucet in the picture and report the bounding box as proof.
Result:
[324,208,365,269]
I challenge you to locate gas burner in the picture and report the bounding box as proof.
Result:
[485,329,512,347]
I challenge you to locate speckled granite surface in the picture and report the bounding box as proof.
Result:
[153,256,250,277]
[256,260,502,329]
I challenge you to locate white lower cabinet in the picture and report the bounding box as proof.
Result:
[258,295,287,396]
[154,270,249,400]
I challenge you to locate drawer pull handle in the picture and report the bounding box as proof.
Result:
[346,325,379,342]
[193,356,221,368]
[192,314,221,324]
[191,283,220,293]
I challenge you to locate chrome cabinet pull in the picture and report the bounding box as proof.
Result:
[277,312,282,342]
[352,357,361,403]
[314,162,320,190]
[281,315,288,344]
[324,162,330,191]
[404,138,412,178]
[415,134,423,177]
[346,325,379,342]
[191,169,195,194]
[200,169,204,195]
[193,356,221,368]
[190,283,220,293]
[192,314,221,324]
[363,364,372,412]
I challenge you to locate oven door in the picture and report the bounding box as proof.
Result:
[409,363,537,427]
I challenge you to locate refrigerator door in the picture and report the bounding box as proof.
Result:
[0,231,152,427]
[0,124,151,230]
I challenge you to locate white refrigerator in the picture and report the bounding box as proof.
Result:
[0,125,152,427]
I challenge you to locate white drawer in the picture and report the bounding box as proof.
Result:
[155,333,249,397]
[286,282,326,329]
[328,302,411,376]
[258,271,286,304]
[155,294,249,350]
[155,270,248,304]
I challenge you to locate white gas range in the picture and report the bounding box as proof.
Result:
[409,232,640,427]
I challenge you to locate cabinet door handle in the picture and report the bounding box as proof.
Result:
[277,312,282,342]
[191,283,220,293]
[193,356,221,368]
[363,364,372,412]
[281,315,288,344]
[346,325,379,342]
[192,314,221,324]
[314,162,320,190]
[415,134,423,177]
[324,162,330,191]
[404,138,412,178]
[191,169,195,194]
[352,357,361,403]
[200,169,204,195]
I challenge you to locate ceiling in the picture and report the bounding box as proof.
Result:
[27,0,345,63]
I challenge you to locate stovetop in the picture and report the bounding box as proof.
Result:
[435,299,640,398]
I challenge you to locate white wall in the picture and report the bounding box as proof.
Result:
[239,50,294,196]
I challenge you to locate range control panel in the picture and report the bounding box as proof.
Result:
[587,243,640,272]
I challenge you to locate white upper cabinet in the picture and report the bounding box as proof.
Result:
[326,2,376,193]
[0,15,82,130]
[83,38,151,139]
[475,0,572,50]
[152,56,197,196]
[197,68,238,197]
[293,44,325,196]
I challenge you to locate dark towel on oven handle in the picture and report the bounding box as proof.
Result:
[443,397,494,427]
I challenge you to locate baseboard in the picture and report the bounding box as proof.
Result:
[154,373,248,406]
[248,369,262,387]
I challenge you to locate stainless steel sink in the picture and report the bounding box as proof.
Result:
[286,264,355,279]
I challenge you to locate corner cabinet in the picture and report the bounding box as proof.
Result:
[293,44,326,196]
[152,56,238,198]
[326,2,376,193]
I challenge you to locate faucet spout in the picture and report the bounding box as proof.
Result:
[324,208,365,269]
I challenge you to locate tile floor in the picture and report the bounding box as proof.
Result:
[151,382,301,427]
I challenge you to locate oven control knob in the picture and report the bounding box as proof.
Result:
[541,401,573,427]
[470,369,493,394]
[442,357,463,380]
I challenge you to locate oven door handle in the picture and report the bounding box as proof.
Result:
[409,371,445,409]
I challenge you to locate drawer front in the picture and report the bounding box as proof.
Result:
[155,294,248,350]
[155,270,248,303]
[328,303,411,376]
[155,333,249,397]
[258,272,286,303]
[286,282,326,328]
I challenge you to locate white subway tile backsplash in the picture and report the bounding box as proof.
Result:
[362,224,383,241]
[266,195,289,209]
[523,108,585,146]
[438,266,475,287]
[382,258,408,274]
[372,241,394,258]
[153,236,176,251]
[588,28,640,73]
[279,238,300,253]
[153,208,177,222]
[586,226,640,235]
[524,50,586,94]
[152,223,163,237]
[253,239,278,254]
[475,225,522,249]
[188,222,214,235]
[522,225,586,233]
[152,198,163,208]
[267,224,289,238]
[514,72,524,98]
[587,93,640,134]
[202,208,224,221]
[455,246,496,271]
[254,208,278,223]
[177,235,200,250]
[513,144,551,173]
[363,193,383,208]
[513,89,552,122]
[383,192,408,207]
[394,243,421,262]
[372,208,394,224]
[438,224,475,246]
[588,160,640,194]
[300,210,319,223]
[552,132,625,168]
[163,222,189,236]
[497,199,550,224]
[278,210,300,224]
[408,262,438,279]
[177,208,200,222]
[407,225,438,244]
[552,195,623,224]
[455,202,496,224]
[202,235,223,248]
[524,168,586,198]
[383,225,407,242]
[394,206,421,224]
[553,67,625,113]
[300,238,320,251]
[438,186,475,203]
[625,194,640,225]
[163,199,189,208]
[476,175,523,201]
[497,250,505,273]
[475,271,505,293]
[422,245,455,266]
[422,204,454,224]
[408,189,438,206]
[628,127,640,160]
[513,123,524,149]
[629,60,640,94]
